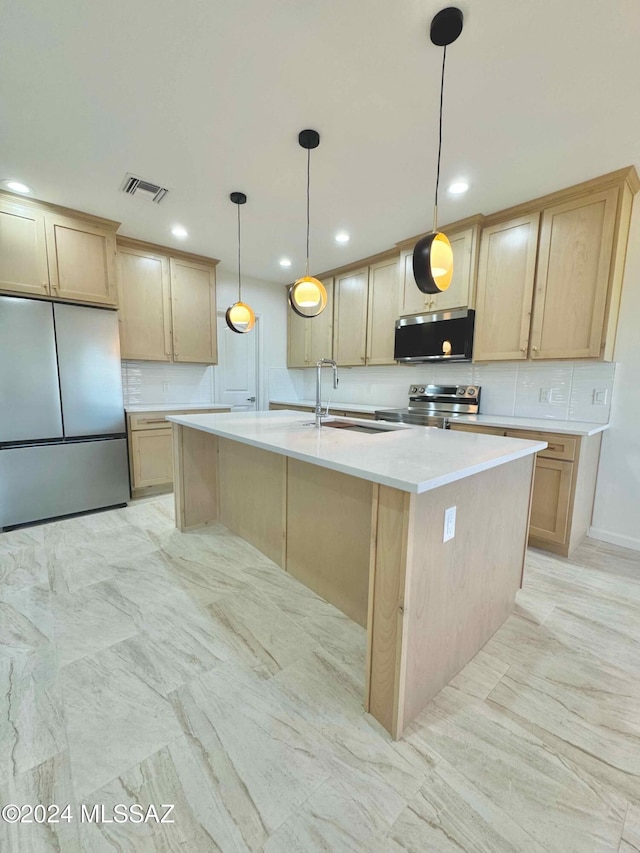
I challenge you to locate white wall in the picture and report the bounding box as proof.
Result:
[590,201,640,551]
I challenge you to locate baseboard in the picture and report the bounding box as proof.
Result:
[588,526,640,553]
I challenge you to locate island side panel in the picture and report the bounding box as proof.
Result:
[367,485,412,733]
[172,424,219,531]
[217,437,287,568]
[286,458,373,627]
[400,454,535,734]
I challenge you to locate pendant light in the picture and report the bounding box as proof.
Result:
[225,191,255,334]
[288,129,328,318]
[413,7,464,295]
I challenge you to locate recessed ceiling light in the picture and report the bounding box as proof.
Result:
[171,225,188,238]
[448,180,469,195]
[279,258,292,268]
[2,179,32,194]
[335,232,350,243]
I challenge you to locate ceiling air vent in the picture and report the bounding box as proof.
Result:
[120,173,169,203]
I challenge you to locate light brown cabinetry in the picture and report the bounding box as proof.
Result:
[0,198,49,296]
[449,422,602,556]
[530,189,618,359]
[366,257,402,365]
[116,246,172,361]
[170,258,217,363]
[46,214,117,305]
[474,169,637,362]
[0,192,119,306]
[127,407,229,498]
[399,221,480,316]
[334,267,370,365]
[117,238,219,365]
[473,214,540,361]
[286,278,334,367]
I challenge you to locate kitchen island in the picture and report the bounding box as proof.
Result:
[167,410,545,738]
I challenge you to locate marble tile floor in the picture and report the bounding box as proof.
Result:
[1,494,639,852]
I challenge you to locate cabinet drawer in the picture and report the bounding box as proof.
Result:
[129,408,225,431]
[129,413,172,431]
[505,430,577,461]
[449,424,507,436]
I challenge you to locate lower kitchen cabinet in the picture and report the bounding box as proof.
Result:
[131,428,174,490]
[127,408,229,498]
[450,422,603,556]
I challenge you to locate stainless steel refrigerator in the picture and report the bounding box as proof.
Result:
[0,295,130,529]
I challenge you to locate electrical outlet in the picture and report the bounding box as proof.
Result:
[539,388,552,403]
[443,506,456,542]
[592,388,608,406]
[162,380,169,392]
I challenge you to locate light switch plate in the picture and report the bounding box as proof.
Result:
[592,388,608,405]
[444,506,456,542]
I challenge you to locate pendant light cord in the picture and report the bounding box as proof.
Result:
[305,147,311,277]
[237,201,242,303]
[433,44,447,233]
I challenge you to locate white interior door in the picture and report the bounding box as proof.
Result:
[215,313,258,411]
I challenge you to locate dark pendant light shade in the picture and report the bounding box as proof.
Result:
[226,191,256,334]
[413,7,463,295]
[289,129,328,318]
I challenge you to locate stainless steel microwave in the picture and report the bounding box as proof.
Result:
[394,308,475,362]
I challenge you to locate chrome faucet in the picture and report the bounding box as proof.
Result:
[315,358,339,428]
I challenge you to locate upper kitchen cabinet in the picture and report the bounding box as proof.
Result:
[474,167,638,362]
[398,216,482,316]
[117,243,172,361]
[366,256,402,365]
[474,213,540,361]
[0,192,120,306]
[333,266,369,365]
[117,238,219,365]
[530,188,618,360]
[46,214,118,306]
[170,258,217,363]
[0,197,49,296]
[287,278,334,367]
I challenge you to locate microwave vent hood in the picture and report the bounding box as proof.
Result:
[394,308,475,363]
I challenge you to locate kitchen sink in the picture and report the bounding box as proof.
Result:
[319,419,399,434]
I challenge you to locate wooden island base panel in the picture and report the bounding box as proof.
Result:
[172,421,535,739]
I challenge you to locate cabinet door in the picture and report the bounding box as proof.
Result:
[0,199,50,296]
[117,247,172,361]
[287,307,309,367]
[333,267,369,365]
[170,258,217,363]
[530,188,618,359]
[430,227,475,312]
[366,257,401,365]
[529,458,573,545]
[131,428,174,488]
[45,214,117,306]
[400,228,475,316]
[307,278,334,364]
[400,250,430,315]
[449,424,507,436]
[474,213,540,361]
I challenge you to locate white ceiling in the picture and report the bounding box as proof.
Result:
[2,0,640,283]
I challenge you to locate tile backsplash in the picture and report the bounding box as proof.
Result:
[294,361,616,424]
[121,361,215,407]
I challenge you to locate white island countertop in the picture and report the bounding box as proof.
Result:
[168,410,546,495]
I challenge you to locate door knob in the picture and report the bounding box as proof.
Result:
[246,396,256,402]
